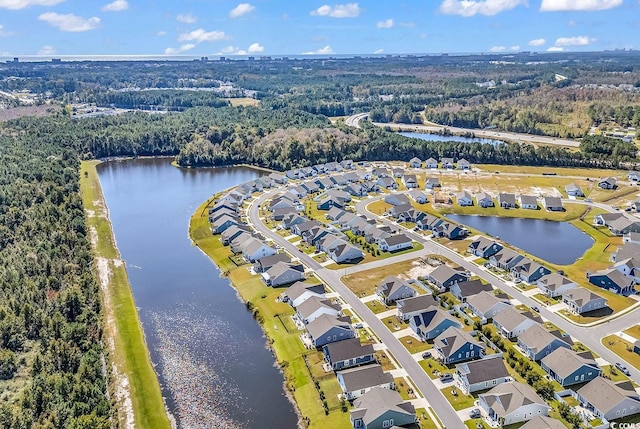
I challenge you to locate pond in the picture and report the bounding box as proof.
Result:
[97,158,298,429]
[399,131,504,146]
[446,214,594,265]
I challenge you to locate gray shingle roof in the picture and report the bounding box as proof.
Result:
[456,356,510,385]
[338,364,393,392]
[541,347,598,379]
[397,295,438,314]
[324,338,374,363]
[434,326,483,358]
[520,416,566,429]
[479,382,548,416]
[537,273,574,292]
[466,291,507,314]
[562,287,606,307]
[518,324,572,354]
[306,314,352,340]
[350,387,415,426]
[578,377,640,415]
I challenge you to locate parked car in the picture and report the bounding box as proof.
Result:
[615,362,630,375]
[469,408,481,419]
[422,351,432,359]
[439,373,454,383]
[531,306,540,313]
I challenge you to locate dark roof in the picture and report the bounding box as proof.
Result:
[256,252,291,268]
[338,364,393,392]
[456,356,510,385]
[383,234,411,246]
[324,338,374,363]
[452,279,493,298]
[397,295,438,314]
[351,387,415,426]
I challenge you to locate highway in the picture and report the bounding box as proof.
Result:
[345,113,581,148]
[248,190,465,429]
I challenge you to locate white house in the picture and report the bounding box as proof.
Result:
[536,273,577,298]
[479,382,551,426]
[378,234,412,252]
[241,238,277,262]
[457,191,473,206]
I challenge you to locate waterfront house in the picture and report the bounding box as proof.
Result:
[519,195,538,210]
[562,287,608,314]
[476,191,494,208]
[542,196,563,211]
[254,253,291,273]
[457,191,473,206]
[433,326,485,364]
[285,281,326,308]
[268,172,287,184]
[478,382,551,426]
[427,265,468,290]
[209,201,238,215]
[498,193,517,208]
[307,315,355,348]
[329,243,364,263]
[613,257,640,283]
[409,157,422,168]
[510,258,551,283]
[337,364,394,400]
[241,239,277,262]
[211,214,240,234]
[565,183,584,197]
[588,268,635,295]
[540,347,600,387]
[396,294,438,321]
[450,279,494,302]
[408,189,428,204]
[425,157,438,169]
[262,261,305,287]
[607,217,640,236]
[577,377,640,422]
[378,234,412,252]
[209,208,238,223]
[536,273,577,298]
[517,324,572,361]
[466,291,510,323]
[492,307,540,339]
[296,295,340,324]
[376,276,416,305]
[489,248,524,270]
[409,308,462,341]
[455,356,510,394]
[323,338,375,371]
[598,177,617,190]
[220,225,252,245]
[349,387,416,429]
[468,237,503,258]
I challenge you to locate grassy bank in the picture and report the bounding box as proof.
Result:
[80,161,171,429]
[189,197,350,429]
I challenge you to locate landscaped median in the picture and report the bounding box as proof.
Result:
[80,161,171,429]
[189,197,350,429]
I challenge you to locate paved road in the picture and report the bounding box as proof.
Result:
[248,190,464,429]
[355,197,640,384]
[346,113,581,148]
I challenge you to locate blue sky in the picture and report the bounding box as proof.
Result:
[0,0,638,57]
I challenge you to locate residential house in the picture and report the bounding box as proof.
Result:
[396,294,438,321]
[285,169,301,180]
[441,157,454,169]
[317,234,345,253]
[565,183,584,197]
[268,172,287,184]
[345,184,368,197]
[301,226,331,245]
[432,221,468,240]
[377,177,397,190]
[285,282,326,307]
[630,199,640,212]
[269,193,299,211]
[520,416,567,429]
[588,268,635,295]
[490,248,525,270]
[612,242,640,262]
[511,258,551,284]
[315,177,335,190]
[254,253,291,273]
[457,158,470,170]
[301,181,320,194]
[425,177,441,190]
[209,201,238,215]
[323,338,375,371]
[365,227,392,245]
[476,191,495,208]
[466,291,510,323]
[409,308,462,341]
[450,280,494,302]
[517,324,572,361]
[628,171,640,182]
[282,214,307,230]
[607,217,640,236]
[297,296,340,324]
[307,315,355,348]
[344,172,360,183]
[492,307,540,339]
[378,234,412,252]
[287,185,308,199]
[220,225,252,245]
[593,212,625,226]
[542,197,563,211]
[408,190,428,204]
[209,208,238,223]
[409,157,422,168]
[457,191,473,206]
[427,265,468,290]
[397,208,424,223]
[562,287,608,314]
[577,377,640,422]
[478,382,551,426]
[519,195,538,210]
[388,202,413,217]
[331,174,348,186]
[337,364,394,400]
[372,167,390,178]
[376,276,416,305]
[291,220,321,236]
[415,213,442,231]
[262,262,305,287]
[392,168,404,178]
[598,177,617,190]
[540,347,600,387]
[614,257,640,283]
[340,159,355,170]
[357,170,373,181]
[271,206,297,221]
[241,239,277,262]
[349,387,416,429]
[536,273,577,298]
[402,174,418,188]
[326,207,346,221]
[468,237,503,259]
[329,243,364,263]
[384,193,411,206]
[425,157,438,169]
[624,232,640,245]
[433,326,485,364]
[455,356,511,394]
[498,193,517,208]
[327,189,352,203]
[211,214,240,234]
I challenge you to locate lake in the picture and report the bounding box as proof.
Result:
[400,131,504,146]
[446,214,594,265]
[97,158,298,429]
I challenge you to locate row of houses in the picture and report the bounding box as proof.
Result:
[455,191,564,211]
[284,160,357,180]
[408,156,471,170]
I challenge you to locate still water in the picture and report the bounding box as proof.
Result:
[446,214,594,265]
[97,158,298,428]
[400,131,504,146]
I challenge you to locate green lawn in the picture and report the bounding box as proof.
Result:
[419,358,453,379]
[399,336,432,354]
[375,350,396,371]
[532,293,556,307]
[342,259,422,297]
[603,335,640,372]
[381,315,408,331]
[365,299,390,314]
[601,364,632,382]
[441,386,476,410]
[395,377,418,401]
[80,161,171,429]
[624,325,640,340]
[416,408,441,429]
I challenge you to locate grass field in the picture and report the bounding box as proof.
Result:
[603,335,640,372]
[440,386,476,411]
[80,161,171,429]
[399,336,432,354]
[224,97,260,107]
[624,325,640,340]
[476,164,627,179]
[342,259,423,296]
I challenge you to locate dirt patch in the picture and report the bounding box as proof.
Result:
[113,364,135,429]
[0,104,56,121]
[401,259,437,280]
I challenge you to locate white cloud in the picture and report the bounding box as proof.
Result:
[37,45,56,55]
[302,45,335,55]
[376,18,394,28]
[178,28,228,43]
[547,46,564,52]
[510,45,520,51]
[439,0,527,17]
[555,35,596,46]
[247,42,264,53]
[157,30,167,36]
[176,13,197,23]
[567,20,576,26]
[164,44,196,55]
[489,46,505,52]
[229,3,255,18]
[374,48,384,54]
[310,3,361,18]
[528,38,546,46]
[102,0,128,11]
[0,0,63,9]
[38,12,100,32]
[540,0,622,11]
[0,24,12,36]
